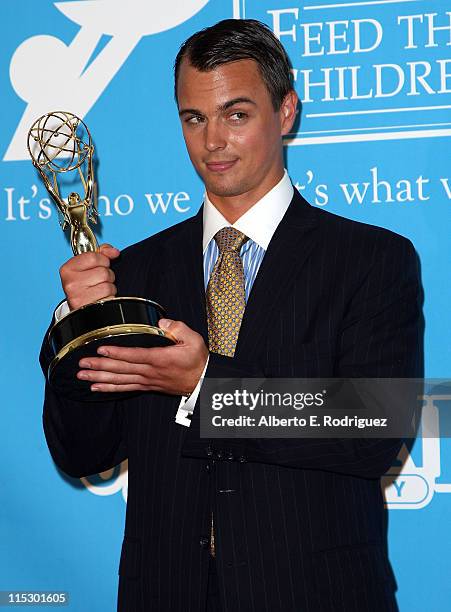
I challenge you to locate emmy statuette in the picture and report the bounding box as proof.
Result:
[28,111,175,401]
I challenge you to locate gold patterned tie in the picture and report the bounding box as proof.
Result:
[206,227,249,557]
[206,227,249,357]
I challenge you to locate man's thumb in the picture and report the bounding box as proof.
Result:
[158,319,189,343]
[99,243,120,259]
[158,318,173,330]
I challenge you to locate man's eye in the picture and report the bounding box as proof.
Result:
[186,115,204,125]
[230,112,247,121]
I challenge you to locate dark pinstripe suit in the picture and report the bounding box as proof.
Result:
[41,189,423,611]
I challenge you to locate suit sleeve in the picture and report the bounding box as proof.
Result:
[40,235,169,478]
[40,324,128,478]
[40,253,133,479]
[183,234,423,480]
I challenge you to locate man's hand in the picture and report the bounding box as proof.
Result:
[60,243,120,310]
[77,319,209,396]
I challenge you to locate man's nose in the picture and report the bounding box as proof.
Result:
[204,119,227,152]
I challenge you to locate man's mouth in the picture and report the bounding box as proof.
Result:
[205,160,238,172]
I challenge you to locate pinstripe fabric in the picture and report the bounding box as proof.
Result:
[41,189,422,612]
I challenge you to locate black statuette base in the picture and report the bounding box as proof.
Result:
[47,297,175,402]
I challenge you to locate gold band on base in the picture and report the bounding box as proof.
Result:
[49,323,177,376]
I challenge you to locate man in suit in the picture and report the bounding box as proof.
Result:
[41,19,423,612]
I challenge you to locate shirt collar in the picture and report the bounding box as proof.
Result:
[202,170,294,252]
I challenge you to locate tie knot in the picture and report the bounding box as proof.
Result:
[214,227,248,253]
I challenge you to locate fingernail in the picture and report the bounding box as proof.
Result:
[79,360,91,368]
[97,347,109,356]
[91,385,100,391]
[159,318,171,329]
[78,371,89,380]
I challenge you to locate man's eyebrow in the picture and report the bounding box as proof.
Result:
[219,97,256,112]
[178,107,202,117]
[178,97,256,117]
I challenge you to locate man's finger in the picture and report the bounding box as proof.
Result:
[91,383,154,393]
[69,266,115,290]
[63,251,112,272]
[96,345,169,364]
[77,370,150,385]
[69,282,116,308]
[78,356,147,374]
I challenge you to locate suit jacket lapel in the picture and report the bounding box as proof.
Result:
[235,189,319,357]
[163,206,208,341]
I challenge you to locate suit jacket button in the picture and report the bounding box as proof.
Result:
[216,450,223,460]
[205,446,213,457]
[200,536,209,549]
[238,455,246,463]
[227,452,234,461]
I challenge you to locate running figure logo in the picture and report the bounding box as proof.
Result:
[4,0,209,161]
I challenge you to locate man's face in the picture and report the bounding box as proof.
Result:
[176,58,296,208]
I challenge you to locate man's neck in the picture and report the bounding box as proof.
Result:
[206,170,285,224]
[202,170,293,252]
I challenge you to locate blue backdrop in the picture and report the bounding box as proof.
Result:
[1,1,450,610]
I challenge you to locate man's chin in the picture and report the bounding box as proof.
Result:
[204,178,249,199]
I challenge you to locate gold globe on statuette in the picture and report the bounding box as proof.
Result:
[28,111,175,402]
[28,111,98,255]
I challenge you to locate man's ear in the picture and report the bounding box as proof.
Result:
[280,90,299,136]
